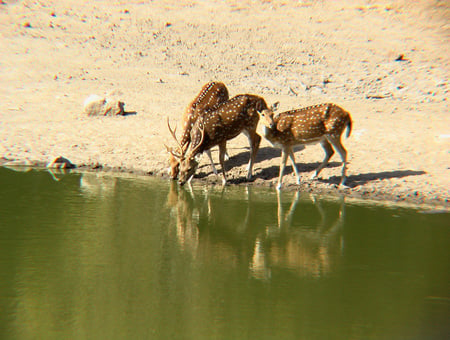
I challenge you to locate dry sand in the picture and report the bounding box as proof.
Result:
[0,0,449,208]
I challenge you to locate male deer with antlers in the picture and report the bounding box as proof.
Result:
[258,103,352,190]
[167,82,229,179]
[171,94,267,186]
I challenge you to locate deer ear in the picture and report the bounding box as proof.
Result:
[257,107,267,115]
[270,102,280,112]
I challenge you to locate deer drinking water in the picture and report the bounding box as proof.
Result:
[172,94,268,186]
[167,82,229,179]
[258,103,352,190]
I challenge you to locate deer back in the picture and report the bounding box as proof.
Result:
[266,104,351,144]
[322,104,352,138]
[186,94,267,159]
[180,82,229,148]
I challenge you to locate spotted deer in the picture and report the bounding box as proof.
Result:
[173,94,267,186]
[167,82,229,179]
[258,103,352,190]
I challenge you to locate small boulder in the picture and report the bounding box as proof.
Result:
[103,99,125,116]
[84,94,125,116]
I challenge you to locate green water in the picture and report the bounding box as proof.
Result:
[0,167,448,340]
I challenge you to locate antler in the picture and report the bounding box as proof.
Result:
[165,144,182,159]
[167,117,184,156]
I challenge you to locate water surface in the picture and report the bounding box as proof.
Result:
[0,168,448,339]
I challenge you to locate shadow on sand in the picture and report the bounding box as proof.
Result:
[320,170,427,187]
[121,111,137,116]
[194,147,427,187]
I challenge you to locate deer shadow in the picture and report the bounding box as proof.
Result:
[223,146,309,169]
[121,110,137,116]
[320,170,427,187]
[257,162,342,181]
[196,146,341,182]
[194,145,427,188]
[256,146,282,163]
[195,146,263,179]
[204,146,281,170]
[258,167,426,187]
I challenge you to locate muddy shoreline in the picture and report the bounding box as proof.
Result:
[1,157,447,210]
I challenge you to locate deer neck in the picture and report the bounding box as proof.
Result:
[261,124,273,138]
[260,123,284,148]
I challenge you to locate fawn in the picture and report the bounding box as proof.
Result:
[167,81,229,179]
[258,103,352,190]
[172,94,268,186]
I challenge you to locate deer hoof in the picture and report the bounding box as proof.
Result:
[210,164,218,175]
[339,179,349,187]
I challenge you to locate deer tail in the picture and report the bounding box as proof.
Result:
[345,116,352,138]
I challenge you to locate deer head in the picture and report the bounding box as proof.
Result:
[166,118,186,179]
[178,118,206,185]
[178,156,200,185]
[167,151,181,179]
[257,102,280,130]
[167,82,229,180]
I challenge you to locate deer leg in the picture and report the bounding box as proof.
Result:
[224,146,230,161]
[326,136,348,186]
[205,149,218,175]
[285,190,300,226]
[311,139,334,180]
[187,173,194,185]
[186,180,194,196]
[218,141,228,185]
[245,131,261,180]
[287,148,301,185]
[277,190,300,229]
[276,189,283,227]
[277,148,289,190]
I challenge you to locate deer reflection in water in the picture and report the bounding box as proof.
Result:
[166,183,253,266]
[166,183,345,280]
[250,191,345,280]
[166,182,203,253]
